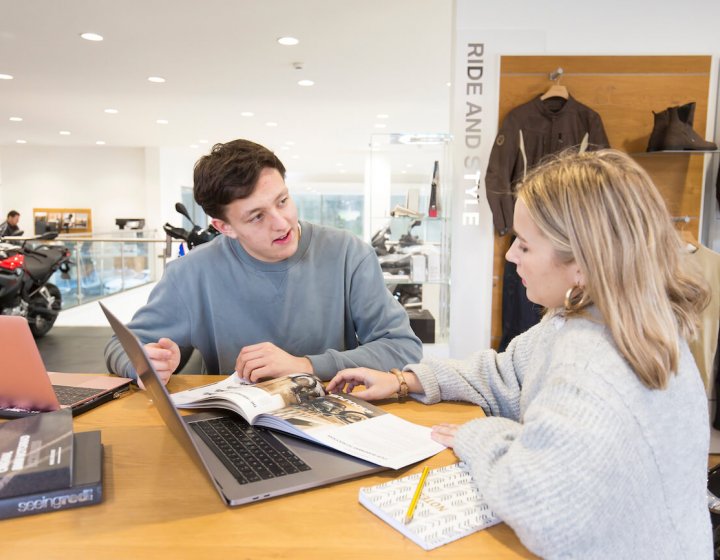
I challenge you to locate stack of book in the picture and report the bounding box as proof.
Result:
[0,408,103,520]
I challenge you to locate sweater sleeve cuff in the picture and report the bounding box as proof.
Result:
[406,362,442,404]
[306,353,336,381]
[453,416,521,471]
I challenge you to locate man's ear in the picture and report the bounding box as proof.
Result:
[210,218,237,239]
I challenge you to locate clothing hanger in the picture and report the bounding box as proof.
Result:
[540,67,569,101]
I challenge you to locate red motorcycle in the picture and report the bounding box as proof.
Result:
[0,232,73,337]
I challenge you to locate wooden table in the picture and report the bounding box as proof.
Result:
[3,375,537,559]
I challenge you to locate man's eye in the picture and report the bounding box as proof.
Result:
[250,214,263,223]
[279,197,288,206]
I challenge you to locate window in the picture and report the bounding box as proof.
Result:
[294,194,364,237]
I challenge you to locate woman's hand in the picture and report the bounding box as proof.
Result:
[431,423,459,448]
[326,368,402,401]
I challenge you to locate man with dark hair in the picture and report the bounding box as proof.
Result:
[0,210,21,237]
[105,139,422,385]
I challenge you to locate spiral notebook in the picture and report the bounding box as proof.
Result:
[358,463,501,550]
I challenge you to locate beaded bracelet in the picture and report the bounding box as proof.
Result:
[390,368,409,402]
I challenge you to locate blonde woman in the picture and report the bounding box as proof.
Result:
[328,149,711,559]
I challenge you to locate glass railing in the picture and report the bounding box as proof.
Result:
[37,230,176,309]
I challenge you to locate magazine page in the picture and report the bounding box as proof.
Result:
[255,393,445,469]
[170,372,325,423]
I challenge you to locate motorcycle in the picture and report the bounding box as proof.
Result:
[163,202,219,251]
[0,232,73,337]
[162,202,219,371]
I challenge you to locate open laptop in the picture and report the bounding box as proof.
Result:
[99,302,386,506]
[0,315,132,418]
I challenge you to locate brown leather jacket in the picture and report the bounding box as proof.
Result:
[485,95,610,235]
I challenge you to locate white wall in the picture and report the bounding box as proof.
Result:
[449,0,720,357]
[0,145,147,234]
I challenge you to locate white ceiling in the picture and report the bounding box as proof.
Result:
[0,0,453,180]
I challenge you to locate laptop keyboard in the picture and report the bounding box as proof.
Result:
[190,417,311,485]
[53,385,102,405]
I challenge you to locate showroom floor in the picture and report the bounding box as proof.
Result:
[37,283,203,374]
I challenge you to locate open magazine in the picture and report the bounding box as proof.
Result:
[170,373,445,469]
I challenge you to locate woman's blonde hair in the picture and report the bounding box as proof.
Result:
[517,149,709,390]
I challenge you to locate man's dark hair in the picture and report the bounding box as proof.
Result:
[193,139,286,220]
[7,210,19,219]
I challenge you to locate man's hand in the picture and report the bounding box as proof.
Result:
[141,338,181,388]
[236,342,313,382]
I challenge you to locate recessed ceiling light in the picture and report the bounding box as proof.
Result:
[0,74,14,80]
[16,139,26,144]
[265,121,278,127]
[339,169,347,174]
[284,140,295,146]
[199,139,208,144]
[80,32,104,42]
[376,114,389,119]
[446,82,452,87]
[291,155,300,159]
[401,170,407,174]
[240,111,254,117]
[281,146,290,150]
[156,119,169,124]
[297,79,314,87]
[148,76,166,83]
[59,130,71,135]
[9,117,22,122]
[277,37,299,46]
[190,144,199,149]
[96,140,106,145]
[374,123,387,129]
[104,108,118,114]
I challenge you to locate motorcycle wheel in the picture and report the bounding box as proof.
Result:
[28,282,62,338]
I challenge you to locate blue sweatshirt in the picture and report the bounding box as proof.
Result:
[105,221,422,380]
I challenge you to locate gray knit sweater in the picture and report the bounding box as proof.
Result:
[408,312,711,559]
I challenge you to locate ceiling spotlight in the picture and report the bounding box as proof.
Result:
[59,130,71,135]
[9,117,22,122]
[104,108,118,114]
[277,37,299,46]
[96,141,106,145]
[298,79,314,87]
[190,144,199,149]
[80,32,104,42]
[240,111,254,117]
[156,119,169,124]
[148,76,166,83]
[0,74,14,80]
[199,139,208,144]
[284,140,295,146]
[16,139,27,144]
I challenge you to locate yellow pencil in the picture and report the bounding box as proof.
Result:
[404,466,430,524]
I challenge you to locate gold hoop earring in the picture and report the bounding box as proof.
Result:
[564,284,590,311]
